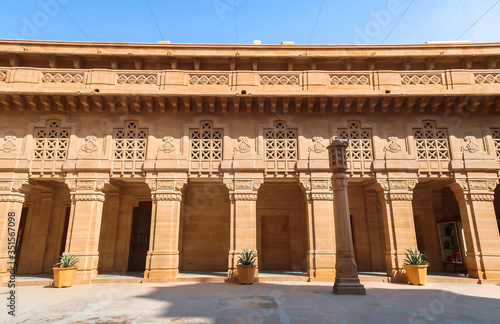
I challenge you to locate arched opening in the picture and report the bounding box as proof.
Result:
[16,180,71,276]
[412,180,467,276]
[256,182,307,273]
[180,181,230,272]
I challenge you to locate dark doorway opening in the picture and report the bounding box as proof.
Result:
[127,201,152,272]
[14,207,29,268]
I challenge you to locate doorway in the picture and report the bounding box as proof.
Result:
[127,201,152,272]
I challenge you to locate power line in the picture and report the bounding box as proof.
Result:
[146,0,165,41]
[381,0,415,44]
[455,0,500,41]
[55,0,93,43]
[309,0,326,44]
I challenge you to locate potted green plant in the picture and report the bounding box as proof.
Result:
[53,254,79,288]
[403,248,429,285]
[237,249,257,285]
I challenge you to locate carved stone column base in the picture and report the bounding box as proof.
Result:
[333,278,366,295]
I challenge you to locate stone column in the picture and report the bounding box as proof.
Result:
[327,138,365,295]
[0,179,28,282]
[376,178,418,281]
[300,178,336,281]
[145,178,187,282]
[224,178,262,279]
[65,178,108,283]
[450,178,500,280]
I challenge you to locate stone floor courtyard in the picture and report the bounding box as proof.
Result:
[2,281,500,323]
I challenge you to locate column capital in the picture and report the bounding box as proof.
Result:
[71,192,106,202]
[307,193,334,201]
[153,192,183,201]
[0,179,30,193]
[451,178,498,201]
[299,178,332,191]
[65,178,109,192]
[230,192,258,201]
[146,178,188,192]
[223,178,263,191]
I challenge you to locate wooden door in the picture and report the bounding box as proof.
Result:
[261,214,291,270]
[128,202,152,272]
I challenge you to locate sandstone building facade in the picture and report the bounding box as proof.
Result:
[0,40,499,284]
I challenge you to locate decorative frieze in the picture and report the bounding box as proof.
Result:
[0,135,17,153]
[300,179,332,191]
[146,179,187,191]
[400,74,442,85]
[224,179,263,191]
[41,72,84,84]
[492,129,500,159]
[385,193,413,201]
[377,179,417,191]
[0,180,28,192]
[230,193,258,201]
[474,73,500,84]
[153,193,183,201]
[307,193,334,201]
[260,74,299,86]
[158,136,175,153]
[0,194,25,203]
[116,74,157,85]
[383,136,402,154]
[329,74,370,86]
[469,194,495,201]
[461,136,480,153]
[71,193,106,202]
[80,135,98,154]
[65,179,108,192]
[189,75,228,85]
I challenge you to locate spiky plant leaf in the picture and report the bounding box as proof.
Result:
[55,254,79,268]
[237,249,257,266]
[403,248,429,265]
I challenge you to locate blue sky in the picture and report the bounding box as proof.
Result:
[0,0,499,45]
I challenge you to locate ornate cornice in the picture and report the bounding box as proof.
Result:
[65,179,109,192]
[377,179,417,191]
[469,194,495,201]
[300,179,332,191]
[146,179,187,191]
[230,193,258,201]
[153,193,182,201]
[307,193,334,201]
[224,179,263,191]
[70,193,106,202]
[385,193,413,201]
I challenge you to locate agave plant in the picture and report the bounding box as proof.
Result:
[403,248,429,265]
[55,254,79,268]
[237,249,257,266]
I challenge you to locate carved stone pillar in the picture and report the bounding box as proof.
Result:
[376,178,418,281]
[0,179,28,282]
[65,178,108,282]
[450,178,500,280]
[300,178,336,281]
[224,178,262,279]
[145,178,187,282]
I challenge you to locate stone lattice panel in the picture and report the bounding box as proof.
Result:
[41,72,84,84]
[260,75,299,86]
[414,121,450,173]
[113,122,147,161]
[400,74,442,85]
[189,121,223,173]
[339,121,373,173]
[474,74,500,84]
[189,74,229,85]
[492,129,500,159]
[330,74,370,86]
[264,121,297,173]
[116,74,157,85]
[33,120,70,160]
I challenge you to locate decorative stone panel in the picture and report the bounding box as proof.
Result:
[492,129,500,159]
[413,120,450,174]
[112,121,147,176]
[189,121,222,174]
[116,74,157,85]
[339,121,373,175]
[329,74,370,86]
[260,74,299,86]
[189,74,228,85]
[41,72,84,84]
[0,71,6,82]
[33,120,70,160]
[400,74,442,85]
[264,121,297,174]
[474,73,500,84]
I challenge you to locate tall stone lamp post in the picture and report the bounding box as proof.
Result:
[327,137,366,295]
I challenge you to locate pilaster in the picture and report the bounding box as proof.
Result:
[64,177,109,283]
[144,178,187,282]
[450,176,500,280]
[0,178,29,282]
[376,176,419,281]
[299,177,336,281]
[223,177,263,279]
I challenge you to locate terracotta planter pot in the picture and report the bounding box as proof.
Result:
[404,264,428,285]
[237,264,256,285]
[53,267,78,288]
